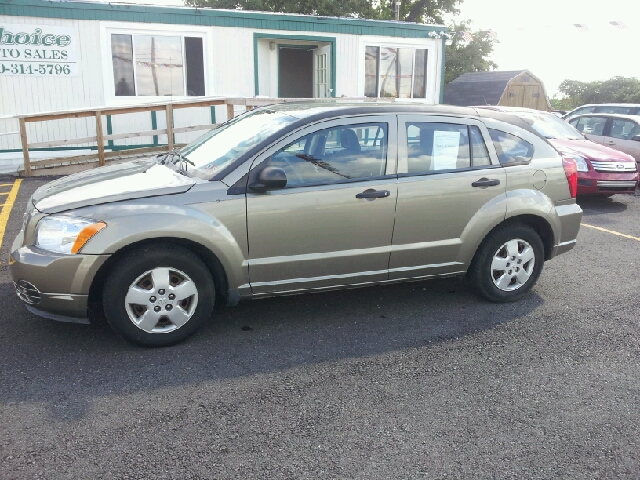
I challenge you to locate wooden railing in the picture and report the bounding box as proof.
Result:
[14,96,375,176]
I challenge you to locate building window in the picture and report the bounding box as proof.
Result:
[110,34,205,97]
[364,46,428,99]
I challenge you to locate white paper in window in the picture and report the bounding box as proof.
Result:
[432,131,460,170]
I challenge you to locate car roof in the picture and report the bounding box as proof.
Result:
[572,103,640,108]
[473,105,556,116]
[566,113,640,122]
[258,101,544,139]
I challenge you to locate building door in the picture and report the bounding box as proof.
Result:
[278,47,313,98]
[313,45,332,98]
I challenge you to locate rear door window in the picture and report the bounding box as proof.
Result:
[609,119,640,140]
[487,129,534,164]
[405,123,492,174]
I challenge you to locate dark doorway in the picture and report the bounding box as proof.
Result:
[278,47,313,98]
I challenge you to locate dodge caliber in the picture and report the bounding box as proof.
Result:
[10,103,583,346]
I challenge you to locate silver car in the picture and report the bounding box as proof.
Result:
[10,103,583,346]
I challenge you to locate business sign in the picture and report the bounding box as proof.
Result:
[0,24,79,76]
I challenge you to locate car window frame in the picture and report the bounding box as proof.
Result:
[396,115,501,177]
[231,114,399,193]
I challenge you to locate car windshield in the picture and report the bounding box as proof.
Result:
[177,109,297,179]
[517,112,584,140]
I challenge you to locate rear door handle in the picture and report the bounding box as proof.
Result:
[471,178,501,188]
[356,189,390,199]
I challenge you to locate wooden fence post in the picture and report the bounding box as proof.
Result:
[165,104,174,150]
[95,111,105,167]
[18,118,31,177]
[226,103,235,121]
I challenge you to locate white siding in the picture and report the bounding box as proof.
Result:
[0,16,444,164]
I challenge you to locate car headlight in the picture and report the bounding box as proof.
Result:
[573,155,589,172]
[35,216,106,254]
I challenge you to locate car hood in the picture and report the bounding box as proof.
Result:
[549,138,636,162]
[33,159,203,214]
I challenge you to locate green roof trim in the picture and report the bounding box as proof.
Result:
[0,0,448,38]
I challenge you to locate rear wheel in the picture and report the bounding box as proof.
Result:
[103,245,215,347]
[467,224,544,303]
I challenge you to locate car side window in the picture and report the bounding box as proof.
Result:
[572,116,607,136]
[598,106,634,115]
[469,126,491,166]
[572,106,596,116]
[265,123,388,187]
[610,119,640,140]
[406,122,495,174]
[487,129,534,165]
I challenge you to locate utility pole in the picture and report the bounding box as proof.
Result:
[392,0,399,21]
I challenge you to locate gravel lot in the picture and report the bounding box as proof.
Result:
[1,177,639,479]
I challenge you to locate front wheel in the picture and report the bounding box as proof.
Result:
[103,245,215,347]
[467,224,544,303]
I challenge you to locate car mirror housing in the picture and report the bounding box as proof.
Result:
[249,166,287,192]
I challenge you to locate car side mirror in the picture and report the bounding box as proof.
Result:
[632,135,640,142]
[248,166,287,192]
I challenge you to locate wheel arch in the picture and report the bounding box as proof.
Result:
[88,237,229,308]
[475,214,555,263]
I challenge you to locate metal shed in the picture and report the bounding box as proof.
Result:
[443,70,551,111]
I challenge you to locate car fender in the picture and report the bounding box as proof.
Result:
[456,189,558,266]
[79,204,248,291]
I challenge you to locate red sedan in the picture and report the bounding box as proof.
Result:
[478,107,638,196]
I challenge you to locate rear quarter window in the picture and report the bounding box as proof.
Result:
[488,129,534,165]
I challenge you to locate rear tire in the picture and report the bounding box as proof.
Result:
[103,245,215,347]
[467,224,544,303]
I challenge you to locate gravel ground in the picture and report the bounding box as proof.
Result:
[1,177,639,479]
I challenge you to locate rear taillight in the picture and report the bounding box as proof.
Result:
[562,157,578,198]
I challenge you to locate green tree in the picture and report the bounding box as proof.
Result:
[445,21,497,84]
[556,76,640,109]
[184,0,461,23]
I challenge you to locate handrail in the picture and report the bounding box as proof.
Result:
[13,96,394,176]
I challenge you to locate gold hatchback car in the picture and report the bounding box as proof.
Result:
[11,103,582,346]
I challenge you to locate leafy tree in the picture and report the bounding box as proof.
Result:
[444,21,497,84]
[556,77,640,109]
[184,0,461,23]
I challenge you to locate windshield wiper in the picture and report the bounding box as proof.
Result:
[295,153,352,179]
[156,148,195,175]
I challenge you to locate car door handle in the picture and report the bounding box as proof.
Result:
[471,178,501,188]
[356,189,390,199]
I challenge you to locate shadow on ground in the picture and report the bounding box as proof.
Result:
[0,276,543,421]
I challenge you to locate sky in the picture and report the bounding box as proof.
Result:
[96,0,640,97]
[452,0,640,96]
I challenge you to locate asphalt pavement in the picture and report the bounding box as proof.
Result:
[1,176,639,479]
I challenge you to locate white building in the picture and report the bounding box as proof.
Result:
[0,0,448,172]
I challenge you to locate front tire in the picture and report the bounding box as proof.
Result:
[467,224,544,303]
[103,245,215,347]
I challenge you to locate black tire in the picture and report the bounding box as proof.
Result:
[103,245,215,347]
[467,224,544,303]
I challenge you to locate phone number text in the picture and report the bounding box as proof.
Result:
[0,63,72,75]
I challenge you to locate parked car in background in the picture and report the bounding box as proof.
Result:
[477,106,639,196]
[11,103,582,347]
[567,113,640,166]
[563,104,640,121]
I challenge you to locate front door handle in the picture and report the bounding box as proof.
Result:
[471,178,501,188]
[356,189,390,199]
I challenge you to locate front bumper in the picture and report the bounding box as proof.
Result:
[577,170,638,195]
[10,237,109,320]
